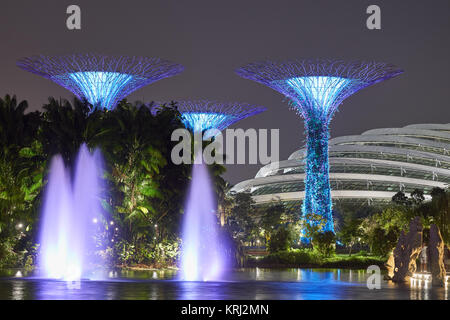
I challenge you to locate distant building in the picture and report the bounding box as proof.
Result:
[231,123,450,214]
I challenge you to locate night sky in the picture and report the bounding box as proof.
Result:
[1,1,449,185]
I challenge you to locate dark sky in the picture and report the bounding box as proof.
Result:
[1,0,449,185]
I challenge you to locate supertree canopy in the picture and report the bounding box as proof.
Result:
[17,53,184,111]
[170,100,265,138]
[236,59,403,234]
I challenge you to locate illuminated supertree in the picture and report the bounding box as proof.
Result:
[236,59,403,233]
[17,53,184,111]
[159,100,266,138]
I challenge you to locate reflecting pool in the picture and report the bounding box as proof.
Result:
[0,268,447,300]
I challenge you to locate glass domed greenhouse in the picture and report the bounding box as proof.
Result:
[231,123,450,220]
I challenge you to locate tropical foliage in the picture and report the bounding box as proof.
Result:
[0,94,449,269]
[0,95,221,268]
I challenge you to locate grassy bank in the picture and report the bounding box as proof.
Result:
[246,250,387,269]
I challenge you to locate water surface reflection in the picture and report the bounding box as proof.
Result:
[0,268,447,300]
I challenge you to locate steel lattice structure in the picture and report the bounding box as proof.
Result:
[163,100,266,138]
[17,53,184,111]
[236,59,403,234]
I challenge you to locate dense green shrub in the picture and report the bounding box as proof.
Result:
[0,240,17,268]
[114,240,137,265]
[268,226,293,253]
[261,249,322,265]
[358,250,368,257]
[148,240,180,266]
[321,255,386,268]
[251,250,386,268]
[113,239,180,267]
[312,231,336,257]
[369,227,399,257]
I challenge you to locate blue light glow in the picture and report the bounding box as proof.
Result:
[286,76,352,114]
[154,101,264,139]
[236,59,403,237]
[302,120,334,234]
[67,72,133,110]
[17,54,185,112]
[181,112,231,134]
[284,77,358,235]
[283,77,354,234]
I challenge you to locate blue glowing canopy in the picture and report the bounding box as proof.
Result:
[154,100,266,138]
[237,59,403,122]
[17,53,184,111]
[285,76,354,115]
[64,71,134,110]
[181,112,231,133]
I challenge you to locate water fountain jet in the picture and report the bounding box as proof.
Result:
[38,144,106,281]
[171,101,265,281]
[180,152,223,281]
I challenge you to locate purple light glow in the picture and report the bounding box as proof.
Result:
[236,59,403,235]
[180,153,226,281]
[174,100,265,281]
[17,53,184,111]
[38,144,106,280]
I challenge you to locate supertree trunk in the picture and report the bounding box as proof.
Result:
[302,118,334,233]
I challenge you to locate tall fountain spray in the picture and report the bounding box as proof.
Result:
[38,144,105,280]
[181,153,222,281]
[173,101,265,281]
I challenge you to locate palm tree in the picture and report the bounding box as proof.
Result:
[0,95,40,154]
[98,101,189,243]
[216,180,234,227]
[40,97,106,163]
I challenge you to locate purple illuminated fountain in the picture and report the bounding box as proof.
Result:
[38,144,105,280]
[180,153,223,281]
[176,101,265,281]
